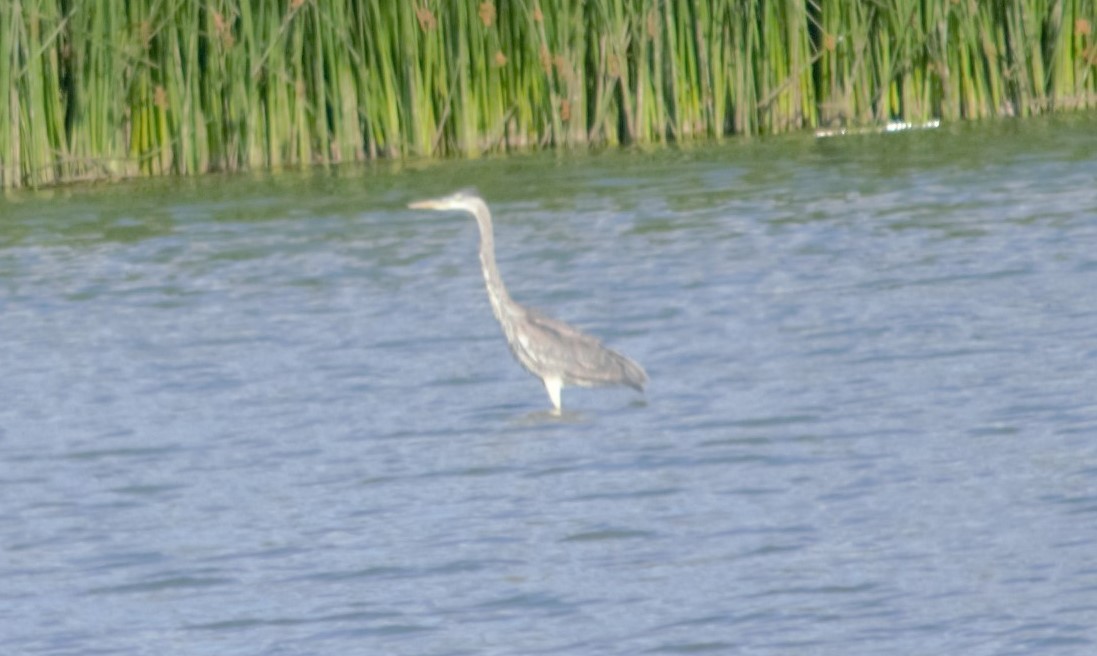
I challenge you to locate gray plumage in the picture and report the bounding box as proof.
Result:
[408,189,646,412]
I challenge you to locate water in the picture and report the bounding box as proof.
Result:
[2,116,1097,655]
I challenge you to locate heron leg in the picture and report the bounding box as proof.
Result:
[542,376,563,413]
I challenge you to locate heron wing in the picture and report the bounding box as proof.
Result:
[511,306,647,390]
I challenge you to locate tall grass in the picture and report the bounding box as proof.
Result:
[3,0,1096,188]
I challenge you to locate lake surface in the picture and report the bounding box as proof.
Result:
[2,115,1097,655]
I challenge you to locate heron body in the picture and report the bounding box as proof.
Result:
[408,189,647,412]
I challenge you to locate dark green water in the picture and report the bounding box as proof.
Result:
[2,115,1097,654]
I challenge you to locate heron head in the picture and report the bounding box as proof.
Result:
[407,188,484,213]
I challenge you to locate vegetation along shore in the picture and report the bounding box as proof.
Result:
[3,0,1096,188]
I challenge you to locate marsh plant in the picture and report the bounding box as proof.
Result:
[3,0,1095,188]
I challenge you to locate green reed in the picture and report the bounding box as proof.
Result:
[2,0,1096,189]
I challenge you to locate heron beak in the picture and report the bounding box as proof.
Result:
[408,198,444,210]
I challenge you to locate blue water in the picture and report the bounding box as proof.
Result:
[2,116,1097,654]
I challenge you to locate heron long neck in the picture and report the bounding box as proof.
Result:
[470,200,514,321]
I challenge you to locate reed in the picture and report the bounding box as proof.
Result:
[2,0,1095,188]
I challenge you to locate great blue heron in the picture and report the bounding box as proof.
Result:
[408,189,647,412]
